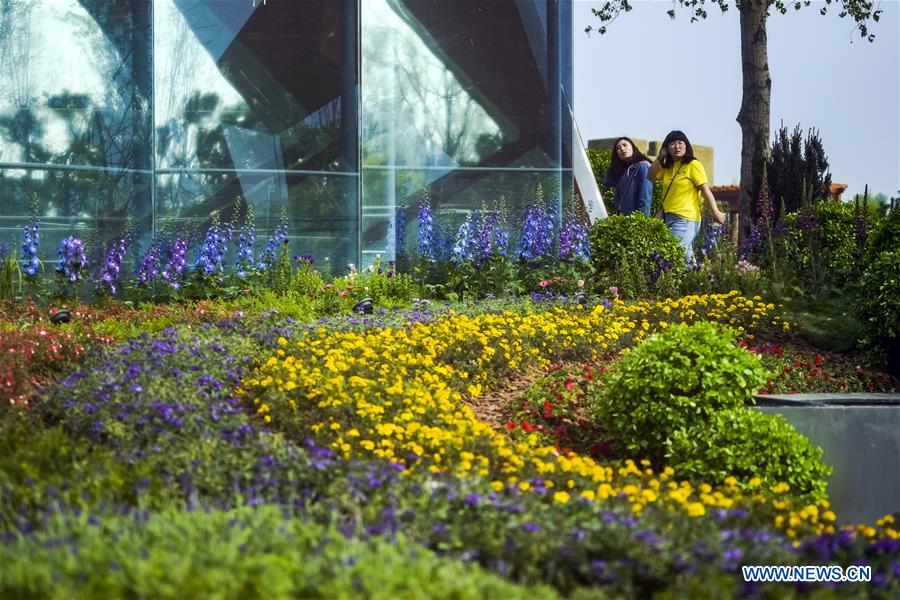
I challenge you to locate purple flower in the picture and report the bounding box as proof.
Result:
[559,213,589,261]
[521,522,540,533]
[417,194,436,259]
[21,198,40,277]
[55,236,87,283]
[258,207,289,271]
[234,203,255,277]
[196,213,228,276]
[98,236,128,296]
[137,240,162,287]
[517,204,555,261]
[163,238,189,289]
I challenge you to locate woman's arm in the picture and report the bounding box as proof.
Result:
[647,156,662,182]
[647,147,667,182]
[700,184,726,225]
[637,163,653,216]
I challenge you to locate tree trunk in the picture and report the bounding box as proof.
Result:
[736,0,771,243]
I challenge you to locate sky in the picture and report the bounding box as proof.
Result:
[573,0,900,199]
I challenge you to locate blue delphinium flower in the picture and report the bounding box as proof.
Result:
[258,208,289,271]
[416,192,436,260]
[162,238,189,290]
[137,240,161,287]
[56,236,87,283]
[452,213,477,263]
[394,205,408,262]
[98,236,128,296]
[235,203,255,277]
[21,210,40,277]
[0,241,8,262]
[476,210,509,262]
[517,205,554,261]
[195,213,227,276]
[559,216,589,261]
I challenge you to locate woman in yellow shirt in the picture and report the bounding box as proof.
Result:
[648,130,726,264]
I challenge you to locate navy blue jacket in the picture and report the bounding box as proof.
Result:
[604,161,653,216]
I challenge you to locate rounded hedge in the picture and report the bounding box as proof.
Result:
[588,214,684,291]
[590,322,766,465]
[667,408,831,500]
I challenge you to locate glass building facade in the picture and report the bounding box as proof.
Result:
[0,0,573,273]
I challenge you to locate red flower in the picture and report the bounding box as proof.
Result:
[815,355,823,367]
[505,421,516,431]
[522,419,537,433]
[543,401,554,418]
[773,344,783,358]
[564,378,575,392]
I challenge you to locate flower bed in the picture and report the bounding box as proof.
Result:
[1,293,898,596]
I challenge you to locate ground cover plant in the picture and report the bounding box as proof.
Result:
[3,292,898,597]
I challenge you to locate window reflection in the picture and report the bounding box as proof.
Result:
[155,0,356,174]
[0,0,151,239]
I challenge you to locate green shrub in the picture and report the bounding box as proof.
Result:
[857,249,900,340]
[667,409,831,499]
[774,201,884,295]
[0,506,549,600]
[865,207,899,263]
[590,322,766,465]
[588,214,684,298]
[679,246,763,297]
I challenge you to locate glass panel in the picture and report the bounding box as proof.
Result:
[362,167,573,267]
[0,0,151,171]
[154,0,358,174]
[155,172,358,274]
[361,0,563,170]
[0,167,152,269]
[361,0,573,266]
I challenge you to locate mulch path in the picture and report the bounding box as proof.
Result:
[463,369,546,431]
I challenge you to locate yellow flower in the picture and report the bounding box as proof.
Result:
[553,491,570,504]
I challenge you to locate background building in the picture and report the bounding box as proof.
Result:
[0,0,574,272]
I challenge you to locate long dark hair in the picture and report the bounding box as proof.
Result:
[660,130,697,169]
[608,137,650,181]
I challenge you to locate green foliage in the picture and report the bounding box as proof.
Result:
[588,214,684,298]
[775,201,875,292]
[865,207,900,263]
[0,252,21,301]
[668,409,831,499]
[362,256,416,305]
[857,249,900,340]
[784,295,867,353]
[590,322,767,465]
[0,506,546,600]
[268,239,294,295]
[587,147,616,216]
[767,124,832,218]
[679,245,764,297]
[445,255,522,299]
[292,259,325,296]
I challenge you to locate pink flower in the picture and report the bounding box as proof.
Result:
[539,279,550,288]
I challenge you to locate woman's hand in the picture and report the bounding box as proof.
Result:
[711,207,727,225]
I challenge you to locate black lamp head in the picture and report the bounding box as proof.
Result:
[50,310,72,325]
[352,298,374,314]
[573,292,587,306]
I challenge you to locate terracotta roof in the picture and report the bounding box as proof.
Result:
[709,183,848,194]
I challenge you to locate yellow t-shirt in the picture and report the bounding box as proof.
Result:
[657,160,708,222]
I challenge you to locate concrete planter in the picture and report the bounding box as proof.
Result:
[754,394,900,524]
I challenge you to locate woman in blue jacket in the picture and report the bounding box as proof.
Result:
[603,137,653,216]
